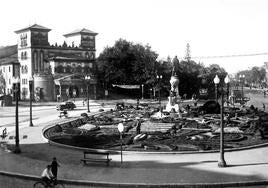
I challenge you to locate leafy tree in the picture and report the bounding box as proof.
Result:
[97,39,158,86]
[237,66,267,88]
[0,73,6,95]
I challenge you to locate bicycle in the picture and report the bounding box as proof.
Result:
[33,178,65,188]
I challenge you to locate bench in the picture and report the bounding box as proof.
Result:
[59,111,68,118]
[81,151,112,166]
[0,128,7,139]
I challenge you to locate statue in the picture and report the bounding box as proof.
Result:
[165,56,181,114]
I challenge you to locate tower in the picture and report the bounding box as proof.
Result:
[15,24,52,100]
[63,28,98,60]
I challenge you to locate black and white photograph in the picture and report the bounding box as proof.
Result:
[0,0,268,187]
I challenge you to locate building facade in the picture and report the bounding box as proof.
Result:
[0,45,20,96]
[0,24,98,101]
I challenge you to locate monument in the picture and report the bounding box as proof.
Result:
[166,56,181,113]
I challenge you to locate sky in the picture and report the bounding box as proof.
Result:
[1,0,268,74]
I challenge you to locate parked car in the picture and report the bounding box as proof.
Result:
[56,101,76,111]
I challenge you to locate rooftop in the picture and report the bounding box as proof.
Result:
[64,28,98,37]
[15,24,51,34]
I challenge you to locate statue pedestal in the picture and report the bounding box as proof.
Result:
[165,96,180,112]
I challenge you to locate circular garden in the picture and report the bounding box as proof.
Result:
[44,101,268,152]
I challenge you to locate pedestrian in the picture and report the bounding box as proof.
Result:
[41,165,54,185]
[135,117,141,134]
[263,103,266,111]
[51,157,60,180]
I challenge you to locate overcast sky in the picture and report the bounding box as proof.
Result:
[1,0,268,74]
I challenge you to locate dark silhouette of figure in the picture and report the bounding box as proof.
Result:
[51,157,60,179]
[135,117,141,134]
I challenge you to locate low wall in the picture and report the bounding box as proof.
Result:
[1,171,268,188]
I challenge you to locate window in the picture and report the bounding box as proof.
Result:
[40,51,44,71]
[25,65,28,74]
[24,52,27,60]
[9,66,11,72]
[34,51,38,72]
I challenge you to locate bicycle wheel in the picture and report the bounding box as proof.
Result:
[54,183,65,188]
[33,181,45,188]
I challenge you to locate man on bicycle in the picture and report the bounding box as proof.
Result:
[41,165,55,185]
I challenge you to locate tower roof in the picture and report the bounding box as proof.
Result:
[15,24,51,34]
[64,28,98,37]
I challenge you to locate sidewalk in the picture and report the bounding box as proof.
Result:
[0,101,268,187]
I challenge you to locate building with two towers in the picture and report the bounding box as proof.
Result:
[0,24,98,102]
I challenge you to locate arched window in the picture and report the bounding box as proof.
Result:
[76,65,82,73]
[34,51,38,72]
[40,51,44,71]
[85,52,89,59]
[55,65,63,73]
[24,52,27,59]
[66,66,71,73]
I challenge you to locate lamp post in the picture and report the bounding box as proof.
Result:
[214,75,228,168]
[141,84,144,100]
[214,75,220,102]
[85,75,91,113]
[239,74,245,98]
[118,123,124,165]
[224,75,230,107]
[157,75,163,107]
[13,77,21,154]
[29,76,34,127]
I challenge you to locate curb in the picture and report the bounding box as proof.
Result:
[43,118,268,155]
[0,170,268,187]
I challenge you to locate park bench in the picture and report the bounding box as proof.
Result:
[59,110,68,118]
[0,128,7,139]
[81,151,112,166]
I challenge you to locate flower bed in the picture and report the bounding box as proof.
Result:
[45,103,268,152]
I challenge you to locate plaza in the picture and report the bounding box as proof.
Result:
[0,95,268,187]
[1,2,268,187]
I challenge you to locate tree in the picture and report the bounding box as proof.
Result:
[97,39,158,86]
[0,73,6,95]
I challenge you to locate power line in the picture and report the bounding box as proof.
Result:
[191,52,268,59]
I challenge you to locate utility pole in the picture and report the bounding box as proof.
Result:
[185,43,191,62]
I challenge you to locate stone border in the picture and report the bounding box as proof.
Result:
[0,170,268,187]
[42,117,268,155]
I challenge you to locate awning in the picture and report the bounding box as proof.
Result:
[112,84,140,89]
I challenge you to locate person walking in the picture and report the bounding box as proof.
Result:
[135,117,141,134]
[51,157,60,180]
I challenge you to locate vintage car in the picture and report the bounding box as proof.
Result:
[56,101,76,111]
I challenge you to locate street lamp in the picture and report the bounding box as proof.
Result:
[156,75,163,107]
[13,77,21,154]
[29,76,34,127]
[239,74,245,99]
[85,75,91,113]
[141,84,144,100]
[214,75,227,168]
[117,123,124,165]
[224,75,230,106]
[214,75,220,102]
